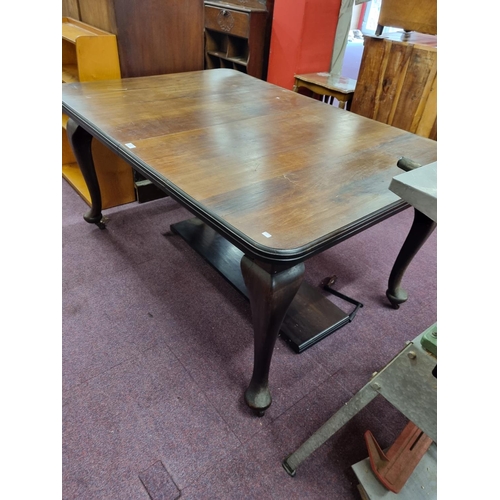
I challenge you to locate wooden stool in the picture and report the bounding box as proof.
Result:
[293,72,357,109]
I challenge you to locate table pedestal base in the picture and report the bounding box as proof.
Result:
[171,218,352,353]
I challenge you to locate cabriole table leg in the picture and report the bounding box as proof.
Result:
[241,257,305,416]
[386,209,436,308]
[66,118,105,229]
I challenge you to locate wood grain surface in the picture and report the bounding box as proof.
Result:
[62,69,437,259]
[350,35,437,140]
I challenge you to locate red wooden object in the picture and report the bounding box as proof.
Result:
[364,422,433,493]
[266,0,342,90]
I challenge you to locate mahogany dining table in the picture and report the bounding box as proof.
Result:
[62,69,437,416]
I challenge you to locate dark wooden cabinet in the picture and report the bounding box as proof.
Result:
[64,0,205,78]
[204,0,274,80]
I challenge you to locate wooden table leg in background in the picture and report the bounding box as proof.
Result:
[66,118,105,228]
[241,257,304,416]
[386,209,437,309]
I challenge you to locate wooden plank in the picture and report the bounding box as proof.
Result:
[351,36,437,140]
[62,126,76,165]
[62,163,91,205]
[76,0,118,33]
[91,139,136,209]
[206,0,269,12]
[78,0,205,78]
[385,46,411,127]
[62,39,77,67]
[62,17,115,41]
[62,0,80,20]
[62,22,97,41]
[428,118,437,141]
[117,0,205,77]
[414,67,437,138]
[62,65,79,83]
[374,41,412,125]
[77,36,121,82]
[350,37,388,119]
[391,47,436,134]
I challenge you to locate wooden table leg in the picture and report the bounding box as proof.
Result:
[241,256,304,416]
[66,118,105,228]
[386,209,436,309]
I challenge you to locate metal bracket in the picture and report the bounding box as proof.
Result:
[321,276,364,322]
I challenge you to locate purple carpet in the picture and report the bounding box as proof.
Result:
[62,169,437,499]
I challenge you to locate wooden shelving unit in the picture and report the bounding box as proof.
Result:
[62,17,136,209]
[204,0,273,80]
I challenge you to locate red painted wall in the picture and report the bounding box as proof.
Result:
[266,0,342,89]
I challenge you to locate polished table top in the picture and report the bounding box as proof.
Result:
[62,69,437,265]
